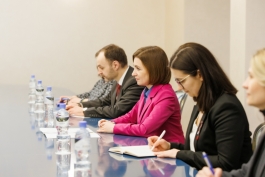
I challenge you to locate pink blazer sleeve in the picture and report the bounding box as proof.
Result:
[113,86,177,137]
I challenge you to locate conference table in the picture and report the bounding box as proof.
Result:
[0,84,197,177]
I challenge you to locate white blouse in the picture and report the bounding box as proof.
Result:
[189,119,198,152]
[189,119,199,176]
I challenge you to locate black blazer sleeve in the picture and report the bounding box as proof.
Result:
[176,94,252,171]
[81,67,144,118]
[170,142,184,150]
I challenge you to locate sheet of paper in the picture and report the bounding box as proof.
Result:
[109,145,155,157]
[40,128,100,138]
[122,145,155,157]
[44,132,100,139]
[40,127,93,133]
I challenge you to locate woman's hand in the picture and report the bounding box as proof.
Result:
[97,121,115,133]
[154,149,179,158]
[98,119,108,127]
[196,167,222,177]
[147,136,171,152]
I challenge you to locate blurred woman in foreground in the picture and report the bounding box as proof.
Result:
[196,48,265,177]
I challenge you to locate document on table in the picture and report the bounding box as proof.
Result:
[109,145,155,157]
[39,128,100,138]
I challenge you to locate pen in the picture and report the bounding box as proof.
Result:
[151,130,166,151]
[202,152,215,174]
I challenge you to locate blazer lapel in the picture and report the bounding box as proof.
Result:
[185,105,198,149]
[194,112,207,149]
[139,85,162,122]
[137,92,145,118]
[113,66,134,103]
[111,82,118,105]
[139,96,152,121]
[187,105,199,136]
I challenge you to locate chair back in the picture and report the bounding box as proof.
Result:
[252,122,265,150]
[175,91,188,114]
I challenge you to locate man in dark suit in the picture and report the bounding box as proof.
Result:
[67,44,144,118]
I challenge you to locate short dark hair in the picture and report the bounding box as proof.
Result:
[169,42,237,112]
[95,44,128,68]
[133,46,171,85]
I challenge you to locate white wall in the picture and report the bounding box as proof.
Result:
[177,0,230,133]
[184,0,230,74]
[1,0,265,134]
[230,0,265,133]
[245,0,265,131]
[0,0,167,94]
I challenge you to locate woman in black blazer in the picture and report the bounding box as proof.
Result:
[148,42,253,171]
[196,48,265,177]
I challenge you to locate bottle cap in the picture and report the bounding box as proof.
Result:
[79,121,87,128]
[38,80,42,85]
[37,135,42,141]
[31,75,35,79]
[58,103,66,109]
[47,155,52,160]
[47,86,52,91]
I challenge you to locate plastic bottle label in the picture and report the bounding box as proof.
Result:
[29,82,36,88]
[45,97,54,104]
[56,116,69,122]
[36,88,44,92]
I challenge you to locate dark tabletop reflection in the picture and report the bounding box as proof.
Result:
[141,158,176,177]
[69,116,85,127]
[95,133,127,177]
[0,82,197,177]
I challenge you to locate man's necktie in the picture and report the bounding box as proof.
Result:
[116,84,121,100]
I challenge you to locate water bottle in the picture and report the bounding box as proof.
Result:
[56,153,71,177]
[35,119,45,141]
[29,75,36,93]
[56,103,70,136]
[29,112,36,130]
[36,80,45,102]
[45,86,54,127]
[74,121,91,177]
[45,138,54,160]
[28,94,36,113]
[35,80,45,120]
[28,75,36,113]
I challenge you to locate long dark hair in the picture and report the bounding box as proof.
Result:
[169,42,237,112]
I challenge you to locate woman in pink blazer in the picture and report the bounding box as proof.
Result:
[97,46,185,143]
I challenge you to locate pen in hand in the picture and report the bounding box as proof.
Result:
[151,130,166,151]
[202,152,215,175]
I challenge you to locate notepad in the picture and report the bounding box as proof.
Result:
[108,145,156,157]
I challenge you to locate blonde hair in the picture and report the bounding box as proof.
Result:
[252,48,265,87]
